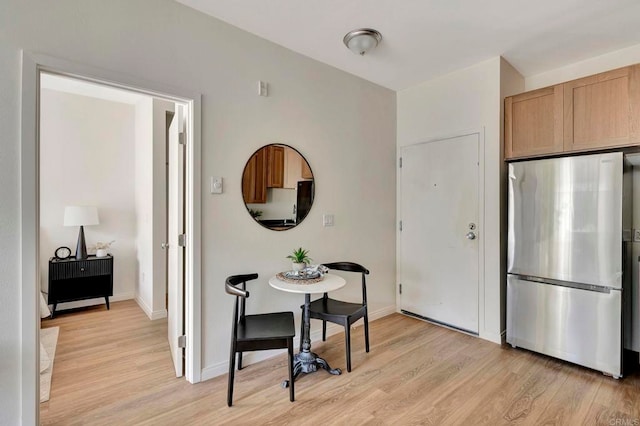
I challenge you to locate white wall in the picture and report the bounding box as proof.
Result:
[0,42,22,426]
[39,89,138,309]
[134,98,155,316]
[525,42,640,90]
[397,57,506,343]
[0,1,397,423]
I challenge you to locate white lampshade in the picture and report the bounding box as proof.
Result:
[63,206,99,227]
[343,28,382,55]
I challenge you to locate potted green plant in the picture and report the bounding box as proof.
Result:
[248,208,263,219]
[287,247,312,271]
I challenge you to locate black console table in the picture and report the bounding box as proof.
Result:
[48,255,114,318]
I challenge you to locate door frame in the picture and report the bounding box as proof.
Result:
[20,52,202,425]
[396,129,485,335]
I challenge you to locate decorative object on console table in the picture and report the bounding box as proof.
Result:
[63,205,99,259]
[48,255,113,318]
[94,240,115,258]
[54,246,71,260]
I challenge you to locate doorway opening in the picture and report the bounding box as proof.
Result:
[20,53,202,424]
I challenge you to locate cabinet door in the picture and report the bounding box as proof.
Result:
[564,65,640,152]
[505,84,564,159]
[301,158,313,179]
[266,145,284,188]
[242,149,267,203]
[284,147,301,189]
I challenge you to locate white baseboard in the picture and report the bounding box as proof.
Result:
[398,309,505,345]
[135,296,167,320]
[200,304,396,382]
[49,292,134,312]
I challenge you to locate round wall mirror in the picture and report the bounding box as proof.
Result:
[242,144,315,231]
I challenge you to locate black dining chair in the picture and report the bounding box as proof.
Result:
[305,262,370,372]
[226,273,295,406]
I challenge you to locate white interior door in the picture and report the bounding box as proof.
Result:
[167,104,185,377]
[400,133,480,333]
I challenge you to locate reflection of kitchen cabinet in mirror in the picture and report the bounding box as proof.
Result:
[301,157,313,179]
[242,144,314,231]
[266,145,285,188]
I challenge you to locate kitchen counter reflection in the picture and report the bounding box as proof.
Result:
[258,219,297,231]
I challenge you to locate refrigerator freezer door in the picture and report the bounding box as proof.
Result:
[507,275,622,377]
[507,152,623,288]
[296,180,314,223]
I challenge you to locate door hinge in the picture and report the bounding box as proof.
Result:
[399,157,403,168]
[399,220,403,231]
[399,283,402,294]
[178,132,186,145]
[178,234,186,247]
[178,335,187,348]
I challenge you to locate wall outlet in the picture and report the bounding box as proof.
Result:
[634,229,640,242]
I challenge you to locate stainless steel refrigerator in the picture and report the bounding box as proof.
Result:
[507,152,631,378]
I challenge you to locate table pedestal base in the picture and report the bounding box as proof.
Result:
[293,350,341,379]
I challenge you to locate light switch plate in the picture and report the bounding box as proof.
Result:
[211,176,223,194]
[323,214,334,227]
[258,81,268,97]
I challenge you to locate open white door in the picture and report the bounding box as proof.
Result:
[167,104,185,377]
[400,133,480,334]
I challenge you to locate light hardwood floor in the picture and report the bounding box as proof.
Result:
[41,300,640,425]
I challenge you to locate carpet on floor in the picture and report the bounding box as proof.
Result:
[40,326,59,403]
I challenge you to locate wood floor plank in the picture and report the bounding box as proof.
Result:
[40,301,640,425]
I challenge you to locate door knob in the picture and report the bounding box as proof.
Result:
[466,232,476,240]
[161,243,169,249]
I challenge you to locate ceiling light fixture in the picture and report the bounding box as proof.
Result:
[343,28,382,56]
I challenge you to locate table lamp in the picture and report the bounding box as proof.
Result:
[64,206,99,259]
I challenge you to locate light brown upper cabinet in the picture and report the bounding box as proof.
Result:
[505,85,564,159]
[505,64,640,160]
[564,65,640,152]
[266,145,285,188]
[301,158,313,179]
[284,147,301,189]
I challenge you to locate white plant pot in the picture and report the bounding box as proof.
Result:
[96,249,108,258]
[292,262,305,271]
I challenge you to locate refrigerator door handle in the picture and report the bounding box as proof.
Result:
[508,273,612,294]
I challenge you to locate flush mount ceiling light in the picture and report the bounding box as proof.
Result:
[343,28,382,55]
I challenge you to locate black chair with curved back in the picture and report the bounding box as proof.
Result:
[305,262,370,372]
[226,273,295,406]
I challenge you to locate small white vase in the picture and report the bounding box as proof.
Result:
[96,249,108,258]
[291,262,305,271]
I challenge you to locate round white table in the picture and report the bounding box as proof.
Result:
[269,273,346,379]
